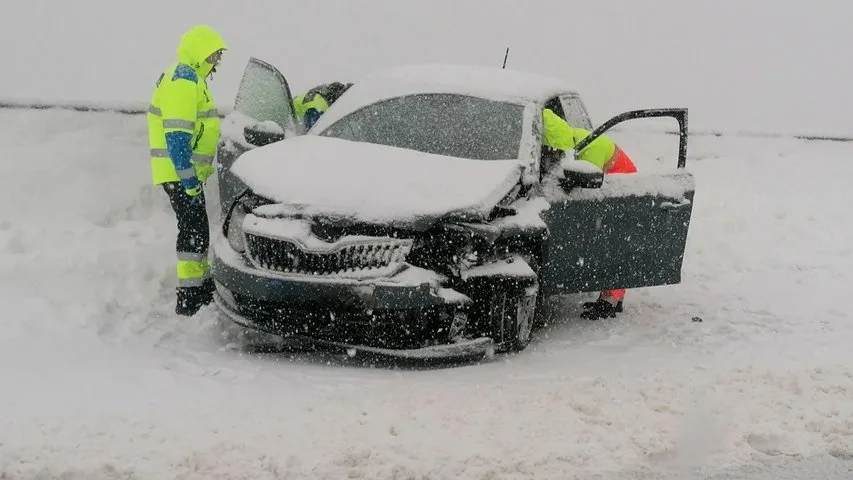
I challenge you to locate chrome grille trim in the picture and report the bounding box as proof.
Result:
[244,233,413,276]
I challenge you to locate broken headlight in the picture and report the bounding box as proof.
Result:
[448,229,484,277]
[408,223,496,278]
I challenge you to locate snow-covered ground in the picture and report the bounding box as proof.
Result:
[2,106,853,479]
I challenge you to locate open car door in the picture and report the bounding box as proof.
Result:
[233,57,301,136]
[539,109,695,296]
[215,57,300,215]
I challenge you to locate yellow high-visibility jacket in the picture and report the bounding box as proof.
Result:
[293,82,352,129]
[542,108,618,170]
[147,25,227,193]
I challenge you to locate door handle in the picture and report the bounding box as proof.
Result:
[659,198,692,210]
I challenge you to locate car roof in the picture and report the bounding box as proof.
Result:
[363,63,579,100]
[309,63,579,133]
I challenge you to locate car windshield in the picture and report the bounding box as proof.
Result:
[318,93,524,160]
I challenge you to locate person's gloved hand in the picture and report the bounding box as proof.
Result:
[193,161,215,183]
[185,183,205,207]
[181,175,202,197]
[304,108,322,130]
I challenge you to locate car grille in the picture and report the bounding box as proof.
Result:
[245,233,413,276]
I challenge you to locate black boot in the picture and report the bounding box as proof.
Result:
[175,281,213,317]
[199,278,214,305]
[580,298,623,320]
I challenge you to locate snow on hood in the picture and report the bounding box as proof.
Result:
[229,135,523,230]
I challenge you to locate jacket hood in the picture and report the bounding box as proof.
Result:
[176,25,227,78]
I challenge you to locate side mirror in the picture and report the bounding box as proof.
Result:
[561,157,604,189]
[244,121,285,147]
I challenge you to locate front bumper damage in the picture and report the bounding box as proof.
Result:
[210,235,494,360]
[213,290,494,361]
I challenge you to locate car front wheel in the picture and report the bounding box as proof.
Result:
[472,279,539,353]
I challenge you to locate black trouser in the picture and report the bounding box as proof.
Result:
[162,182,211,297]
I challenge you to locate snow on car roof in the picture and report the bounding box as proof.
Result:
[366,63,578,99]
[309,63,578,133]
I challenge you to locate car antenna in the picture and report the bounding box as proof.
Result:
[502,47,510,69]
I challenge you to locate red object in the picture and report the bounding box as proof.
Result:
[605,146,637,174]
[600,289,627,303]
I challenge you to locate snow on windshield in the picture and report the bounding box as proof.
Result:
[317,93,524,161]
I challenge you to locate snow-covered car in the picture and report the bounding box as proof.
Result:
[209,58,696,359]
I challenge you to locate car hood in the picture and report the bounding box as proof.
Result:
[229,135,523,230]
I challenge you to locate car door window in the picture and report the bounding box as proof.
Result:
[234,58,300,135]
[559,95,593,130]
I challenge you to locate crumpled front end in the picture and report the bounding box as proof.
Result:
[210,198,486,352]
[210,187,548,358]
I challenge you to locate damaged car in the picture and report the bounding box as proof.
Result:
[208,58,696,359]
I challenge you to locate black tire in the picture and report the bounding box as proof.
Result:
[473,279,539,353]
[506,282,539,352]
[519,251,548,330]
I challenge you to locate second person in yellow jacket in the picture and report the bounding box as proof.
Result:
[293,81,353,130]
[541,107,638,320]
